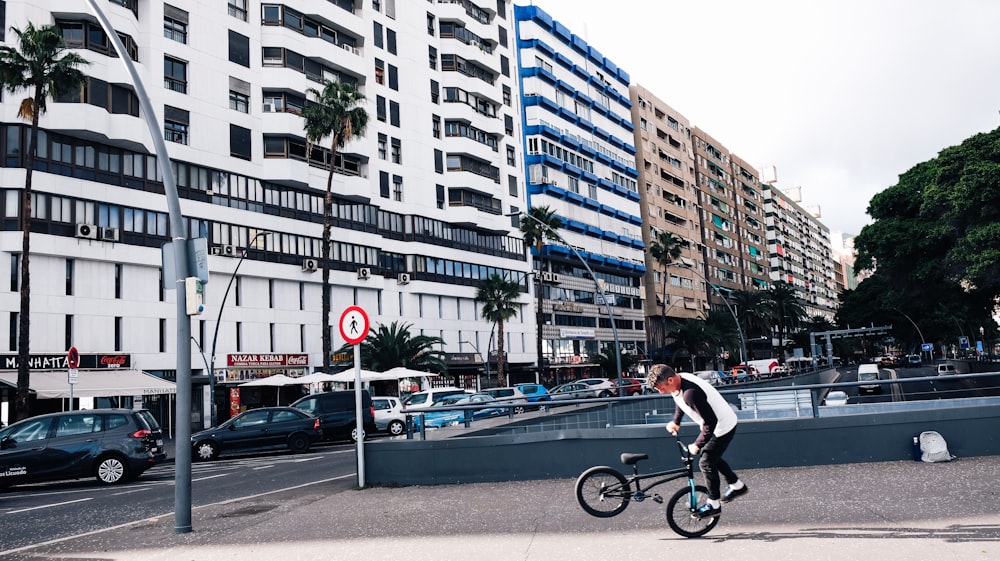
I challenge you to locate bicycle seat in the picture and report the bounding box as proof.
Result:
[620,453,648,465]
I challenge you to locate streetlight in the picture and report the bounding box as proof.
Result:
[207,231,271,427]
[667,262,748,376]
[459,340,489,392]
[507,211,623,387]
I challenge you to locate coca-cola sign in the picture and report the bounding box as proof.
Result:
[0,353,132,370]
[227,354,310,367]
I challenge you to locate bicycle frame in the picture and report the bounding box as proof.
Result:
[622,438,699,509]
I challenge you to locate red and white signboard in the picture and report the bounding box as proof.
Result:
[339,306,369,345]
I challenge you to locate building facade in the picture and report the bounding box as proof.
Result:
[514,5,645,379]
[0,0,533,426]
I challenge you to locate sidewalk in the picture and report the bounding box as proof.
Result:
[4,454,999,560]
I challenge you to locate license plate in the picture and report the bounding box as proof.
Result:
[156,439,164,447]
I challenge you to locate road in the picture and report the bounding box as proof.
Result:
[827,364,1000,405]
[0,443,358,552]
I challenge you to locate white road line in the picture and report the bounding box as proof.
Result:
[6,497,93,514]
[253,465,274,470]
[191,473,228,483]
[0,473,355,557]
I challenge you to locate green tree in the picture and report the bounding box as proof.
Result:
[301,81,368,374]
[593,343,638,380]
[336,321,446,373]
[0,23,87,421]
[729,289,773,345]
[766,282,806,361]
[475,273,521,387]
[648,229,688,350]
[665,318,714,372]
[518,206,563,381]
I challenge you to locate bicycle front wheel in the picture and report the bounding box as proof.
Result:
[574,466,632,517]
[665,484,719,538]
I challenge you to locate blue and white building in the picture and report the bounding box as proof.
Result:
[514,5,645,375]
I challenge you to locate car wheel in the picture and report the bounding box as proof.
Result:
[513,405,526,415]
[351,426,366,442]
[95,454,129,485]
[598,390,613,398]
[288,433,311,454]
[193,440,220,461]
[387,420,406,436]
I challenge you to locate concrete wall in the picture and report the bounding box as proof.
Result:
[366,397,1000,486]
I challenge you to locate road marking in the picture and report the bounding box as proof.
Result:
[6,497,92,514]
[253,465,275,470]
[191,473,228,483]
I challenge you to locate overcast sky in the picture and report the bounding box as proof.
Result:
[524,0,1000,237]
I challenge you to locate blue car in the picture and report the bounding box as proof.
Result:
[412,394,506,430]
[514,383,551,403]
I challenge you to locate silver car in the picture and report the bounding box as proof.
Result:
[372,396,406,436]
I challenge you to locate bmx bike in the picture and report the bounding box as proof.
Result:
[574,436,719,538]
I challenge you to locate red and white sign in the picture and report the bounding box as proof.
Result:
[67,346,80,369]
[227,353,310,367]
[339,306,369,345]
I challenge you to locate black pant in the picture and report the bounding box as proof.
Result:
[698,426,739,501]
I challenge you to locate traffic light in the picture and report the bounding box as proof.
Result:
[185,277,204,315]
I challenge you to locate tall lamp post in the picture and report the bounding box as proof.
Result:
[207,231,271,427]
[668,262,748,375]
[508,212,622,386]
[459,340,489,392]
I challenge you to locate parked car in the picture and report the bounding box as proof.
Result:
[577,378,617,397]
[372,396,406,436]
[694,370,726,387]
[411,394,506,430]
[515,383,552,402]
[824,390,850,406]
[401,387,469,409]
[483,384,550,413]
[549,382,594,401]
[0,408,165,488]
[613,377,644,396]
[191,407,321,461]
[291,390,376,442]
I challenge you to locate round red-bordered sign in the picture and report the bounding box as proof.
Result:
[67,346,80,369]
[339,306,369,345]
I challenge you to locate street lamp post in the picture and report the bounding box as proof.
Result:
[207,231,271,427]
[459,340,489,392]
[508,212,622,387]
[668,262,748,376]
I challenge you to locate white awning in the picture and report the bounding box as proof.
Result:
[0,369,176,399]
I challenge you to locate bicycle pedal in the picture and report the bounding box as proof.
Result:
[652,494,663,504]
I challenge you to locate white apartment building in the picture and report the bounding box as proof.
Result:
[0,0,532,427]
[514,5,645,379]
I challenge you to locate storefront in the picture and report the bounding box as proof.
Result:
[214,353,310,421]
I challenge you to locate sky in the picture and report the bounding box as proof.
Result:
[524,0,1000,237]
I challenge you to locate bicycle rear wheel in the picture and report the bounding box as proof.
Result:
[665,484,719,538]
[574,466,632,517]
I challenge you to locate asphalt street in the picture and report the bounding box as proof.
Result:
[2,452,998,561]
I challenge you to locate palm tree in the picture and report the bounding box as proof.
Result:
[475,274,521,387]
[767,282,807,361]
[730,288,774,358]
[665,318,713,372]
[648,229,688,351]
[337,321,447,373]
[301,80,368,375]
[0,23,87,421]
[519,206,563,382]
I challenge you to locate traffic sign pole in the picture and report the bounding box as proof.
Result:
[339,306,370,488]
[67,347,80,411]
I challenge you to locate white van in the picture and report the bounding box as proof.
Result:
[857,363,881,394]
[936,363,957,376]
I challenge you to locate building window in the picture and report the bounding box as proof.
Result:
[236,322,242,352]
[436,184,445,210]
[228,30,250,68]
[228,0,248,21]
[230,124,252,160]
[377,133,387,160]
[502,85,511,107]
[390,138,401,164]
[65,315,73,351]
[506,145,515,166]
[164,56,187,93]
[374,58,385,85]
[9,312,17,351]
[115,263,122,299]
[389,100,399,127]
[568,176,580,194]
[114,317,122,351]
[427,12,435,35]
[432,115,441,138]
[430,80,439,103]
[163,5,188,44]
[9,254,18,292]
[235,277,242,306]
[392,174,403,201]
[65,258,74,296]
[508,174,518,197]
[498,26,507,47]
[229,90,249,113]
[388,64,398,90]
[164,105,190,144]
[373,22,383,49]
[379,171,389,198]
[434,149,443,174]
[386,29,396,54]
[428,46,437,69]
[269,323,275,353]
[376,95,386,122]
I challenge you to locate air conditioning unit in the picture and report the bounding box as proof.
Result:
[210,246,225,256]
[223,245,237,257]
[397,272,411,285]
[75,223,97,240]
[262,103,274,112]
[100,227,120,242]
[342,44,357,54]
[358,267,371,280]
[301,258,318,272]
[541,271,560,283]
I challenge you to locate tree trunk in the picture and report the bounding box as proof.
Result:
[321,138,339,374]
[536,265,545,385]
[496,320,506,387]
[15,92,41,422]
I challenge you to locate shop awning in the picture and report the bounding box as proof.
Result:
[0,369,176,399]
